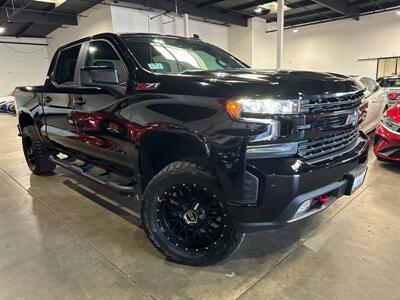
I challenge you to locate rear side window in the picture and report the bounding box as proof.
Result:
[85,41,128,84]
[54,45,81,85]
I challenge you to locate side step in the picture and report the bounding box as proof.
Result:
[50,154,137,194]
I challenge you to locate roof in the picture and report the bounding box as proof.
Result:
[0,0,399,38]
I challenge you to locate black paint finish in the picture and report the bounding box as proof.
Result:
[15,33,369,231]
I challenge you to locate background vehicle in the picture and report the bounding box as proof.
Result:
[377,76,400,107]
[15,33,369,266]
[0,96,16,113]
[352,76,388,133]
[374,100,400,161]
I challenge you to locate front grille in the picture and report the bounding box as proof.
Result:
[301,90,364,114]
[313,114,349,129]
[298,128,359,164]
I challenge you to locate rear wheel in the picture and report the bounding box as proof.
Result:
[22,125,55,175]
[141,160,244,266]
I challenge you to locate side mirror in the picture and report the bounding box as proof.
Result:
[81,66,119,86]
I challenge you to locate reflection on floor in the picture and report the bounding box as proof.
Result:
[0,114,399,300]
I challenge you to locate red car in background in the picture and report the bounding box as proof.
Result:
[374,100,400,161]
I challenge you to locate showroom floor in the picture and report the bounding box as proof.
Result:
[0,113,399,300]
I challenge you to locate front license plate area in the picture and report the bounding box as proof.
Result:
[350,167,367,194]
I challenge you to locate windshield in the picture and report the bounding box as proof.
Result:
[123,36,246,74]
[377,77,400,87]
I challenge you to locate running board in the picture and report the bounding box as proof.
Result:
[49,154,137,194]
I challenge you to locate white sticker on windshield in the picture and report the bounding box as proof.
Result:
[148,63,164,70]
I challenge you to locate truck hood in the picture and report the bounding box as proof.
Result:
[153,69,364,99]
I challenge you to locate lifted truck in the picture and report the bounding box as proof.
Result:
[15,33,369,266]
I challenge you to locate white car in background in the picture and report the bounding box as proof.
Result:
[352,76,388,133]
[376,76,400,107]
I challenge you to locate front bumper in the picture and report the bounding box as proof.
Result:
[374,123,400,161]
[228,133,369,232]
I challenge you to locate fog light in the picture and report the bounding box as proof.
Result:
[294,199,312,217]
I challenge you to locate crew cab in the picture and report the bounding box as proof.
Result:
[15,33,369,266]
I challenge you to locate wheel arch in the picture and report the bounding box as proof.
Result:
[138,131,211,190]
[18,109,36,131]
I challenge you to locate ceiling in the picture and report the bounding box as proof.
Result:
[0,0,399,38]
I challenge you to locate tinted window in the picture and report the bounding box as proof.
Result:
[54,45,81,85]
[123,36,246,74]
[85,41,128,83]
[377,78,400,87]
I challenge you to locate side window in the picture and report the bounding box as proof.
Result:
[85,41,128,84]
[360,78,369,90]
[366,78,378,92]
[54,45,81,85]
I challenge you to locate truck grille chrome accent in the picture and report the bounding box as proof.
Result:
[301,90,364,113]
[298,128,359,164]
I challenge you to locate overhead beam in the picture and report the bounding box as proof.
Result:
[285,0,314,8]
[124,0,248,26]
[197,0,225,8]
[0,0,35,26]
[0,40,48,46]
[267,7,329,22]
[311,0,359,20]
[15,22,34,37]
[0,8,78,25]
[228,0,275,12]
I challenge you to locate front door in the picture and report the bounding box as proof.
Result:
[70,40,135,172]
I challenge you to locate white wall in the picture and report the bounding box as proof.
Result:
[0,37,48,96]
[46,4,113,57]
[248,10,400,78]
[111,3,230,51]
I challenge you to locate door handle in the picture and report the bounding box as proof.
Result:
[75,97,86,106]
[44,96,52,104]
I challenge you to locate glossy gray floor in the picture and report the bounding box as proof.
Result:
[0,114,399,300]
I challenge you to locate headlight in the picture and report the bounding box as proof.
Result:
[382,114,400,133]
[227,99,299,122]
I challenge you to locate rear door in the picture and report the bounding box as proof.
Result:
[43,44,85,150]
[70,39,134,171]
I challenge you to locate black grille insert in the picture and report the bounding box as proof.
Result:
[298,128,359,164]
[301,90,364,113]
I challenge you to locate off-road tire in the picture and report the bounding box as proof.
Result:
[21,125,55,175]
[141,160,244,266]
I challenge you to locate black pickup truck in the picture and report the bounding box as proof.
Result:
[15,33,369,266]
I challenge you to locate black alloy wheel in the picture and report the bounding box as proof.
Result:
[157,182,228,252]
[141,160,244,266]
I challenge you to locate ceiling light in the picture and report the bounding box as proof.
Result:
[0,27,5,34]
[292,28,299,33]
[34,0,66,7]
[261,2,290,13]
[254,7,263,14]
[396,10,400,15]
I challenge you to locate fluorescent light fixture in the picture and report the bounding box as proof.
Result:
[0,27,5,34]
[254,7,263,13]
[396,10,400,15]
[292,28,299,33]
[34,0,66,7]
[261,1,290,13]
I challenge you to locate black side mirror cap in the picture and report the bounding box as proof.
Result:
[81,66,119,86]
